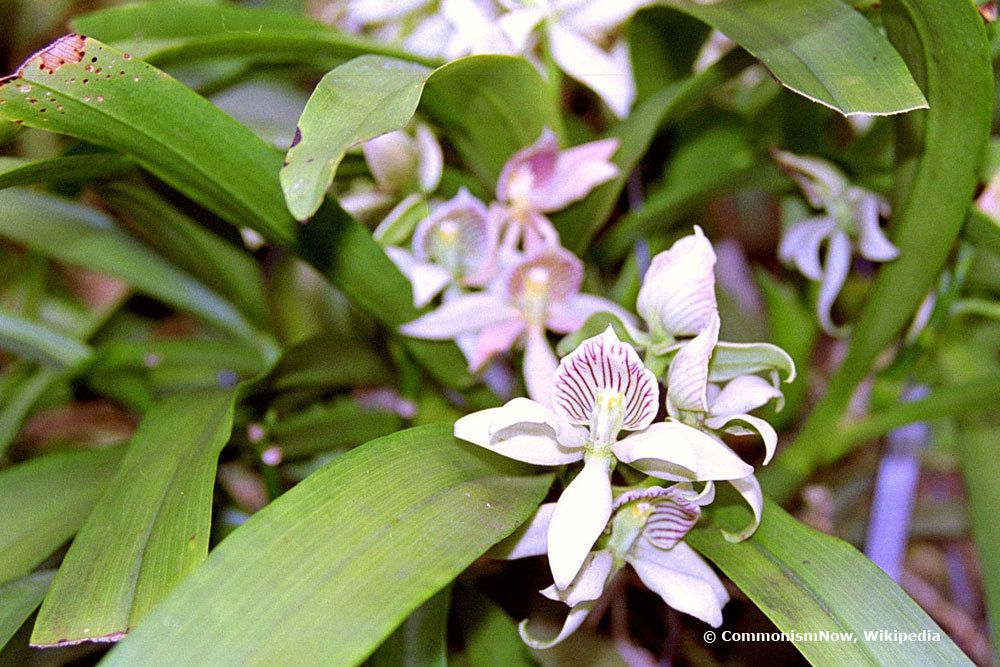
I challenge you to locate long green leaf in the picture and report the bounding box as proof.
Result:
[661,0,927,116]
[369,586,450,667]
[0,153,133,190]
[0,34,297,244]
[31,390,236,646]
[762,0,994,502]
[688,500,971,664]
[102,425,552,666]
[0,571,54,651]
[0,447,124,586]
[0,311,93,368]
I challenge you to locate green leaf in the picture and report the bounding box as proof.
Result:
[0,34,297,244]
[283,54,558,220]
[0,153,133,190]
[268,398,401,459]
[102,425,552,666]
[0,571,54,651]
[966,208,1000,257]
[661,0,928,115]
[452,588,534,667]
[369,586,450,667]
[707,342,796,384]
[0,446,124,586]
[556,311,641,357]
[257,335,393,396]
[688,499,971,665]
[0,188,271,357]
[282,55,432,221]
[0,311,93,368]
[762,0,994,502]
[31,390,236,646]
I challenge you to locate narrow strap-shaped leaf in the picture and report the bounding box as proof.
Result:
[661,0,927,116]
[31,390,237,647]
[762,0,994,502]
[0,153,133,190]
[0,571,54,650]
[0,311,93,368]
[0,446,124,586]
[369,586,450,667]
[101,425,551,666]
[688,500,972,664]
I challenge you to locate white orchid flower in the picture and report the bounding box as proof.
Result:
[340,123,443,222]
[405,0,515,59]
[773,149,899,336]
[385,188,498,307]
[401,248,632,403]
[454,328,753,589]
[495,486,727,648]
[494,128,619,255]
[498,0,651,117]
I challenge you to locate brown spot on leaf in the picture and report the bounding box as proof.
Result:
[19,34,88,76]
[291,126,302,148]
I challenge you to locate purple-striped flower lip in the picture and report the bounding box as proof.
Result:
[553,328,658,432]
[611,486,701,550]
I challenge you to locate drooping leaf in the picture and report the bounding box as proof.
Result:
[0,571,54,651]
[268,398,401,459]
[0,311,93,369]
[763,0,993,502]
[31,390,236,646]
[0,153,133,190]
[688,499,972,665]
[661,0,928,116]
[102,425,552,666]
[0,446,124,586]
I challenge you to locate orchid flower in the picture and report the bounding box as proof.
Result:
[492,486,727,648]
[403,0,515,59]
[401,247,631,404]
[454,328,753,589]
[339,123,443,224]
[385,188,497,307]
[498,0,651,117]
[773,149,899,336]
[495,128,619,254]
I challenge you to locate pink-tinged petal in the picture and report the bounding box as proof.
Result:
[666,312,720,416]
[468,319,525,371]
[549,25,636,118]
[523,326,559,405]
[412,188,496,281]
[627,539,729,627]
[723,475,763,542]
[338,187,394,220]
[454,397,584,465]
[414,124,443,193]
[548,457,614,589]
[977,174,1000,220]
[778,217,837,282]
[363,130,418,193]
[708,374,783,417]
[704,413,777,465]
[852,191,898,262]
[384,247,452,308]
[520,210,561,253]
[546,293,638,335]
[541,549,614,606]
[400,293,514,339]
[613,422,754,482]
[612,486,701,550]
[488,503,555,559]
[531,138,620,211]
[518,601,594,650]
[637,226,718,338]
[771,149,848,207]
[505,246,583,311]
[497,128,559,204]
[816,229,852,336]
[553,327,659,431]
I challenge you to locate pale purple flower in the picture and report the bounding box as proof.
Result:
[773,149,899,335]
[400,247,630,403]
[454,328,753,589]
[495,128,619,254]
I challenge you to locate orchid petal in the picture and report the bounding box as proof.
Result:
[518,601,594,650]
[363,130,417,193]
[488,503,556,560]
[610,487,701,550]
[546,293,638,335]
[541,549,614,606]
[548,457,614,589]
[338,187,394,220]
[498,7,545,53]
[666,312,719,416]
[523,326,559,406]
[704,413,778,465]
[724,475,763,542]
[347,0,431,23]
[414,124,443,193]
[563,0,648,35]
[384,246,451,308]
[455,397,585,465]
[771,149,848,207]
[636,226,718,338]
[553,327,659,431]
[530,138,620,211]
[468,319,525,371]
[496,128,559,204]
[549,25,635,118]
[412,188,495,282]
[613,422,754,482]
[853,192,899,262]
[627,539,729,627]
[778,217,836,282]
[709,374,783,416]
[816,229,852,336]
[400,293,514,339]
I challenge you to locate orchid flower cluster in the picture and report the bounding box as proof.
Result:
[312,0,653,117]
[394,127,631,405]
[447,228,795,647]
[772,149,900,336]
